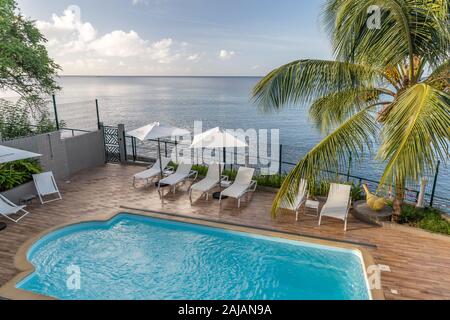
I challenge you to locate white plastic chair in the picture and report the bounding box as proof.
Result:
[0,194,30,223]
[279,179,308,221]
[220,167,257,208]
[319,183,352,231]
[32,171,62,204]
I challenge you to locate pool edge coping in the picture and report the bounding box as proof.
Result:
[0,210,385,301]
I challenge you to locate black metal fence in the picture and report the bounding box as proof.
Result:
[120,131,448,213]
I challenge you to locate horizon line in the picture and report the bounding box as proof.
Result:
[58,75,264,78]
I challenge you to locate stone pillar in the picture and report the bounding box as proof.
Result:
[416,177,427,208]
[117,124,127,164]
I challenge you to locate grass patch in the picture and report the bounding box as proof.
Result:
[399,205,450,235]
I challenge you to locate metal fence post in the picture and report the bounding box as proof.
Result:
[131,137,137,161]
[278,144,283,176]
[175,138,178,163]
[223,147,226,170]
[117,124,127,164]
[95,99,101,130]
[429,160,441,208]
[52,94,60,131]
[346,153,352,182]
[99,122,107,164]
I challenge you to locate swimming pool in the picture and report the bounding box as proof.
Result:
[17,213,371,300]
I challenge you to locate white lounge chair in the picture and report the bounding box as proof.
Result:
[0,194,30,223]
[158,162,198,196]
[219,167,257,208]
[189,163,226,202]
[279,179,307,221]
[32,171,62,204]
[318,183,352,231]
[133,157,172,187]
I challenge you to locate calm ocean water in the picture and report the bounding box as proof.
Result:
[30,76,450,209]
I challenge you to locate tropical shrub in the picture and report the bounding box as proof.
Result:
[0,159,42,192]
[399,205,450,235]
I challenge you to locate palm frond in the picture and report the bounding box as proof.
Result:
[377,84,450,187]
[425,59,450,92]
[309,87,388,133]
[271,106,378,216]
[252,59,381,112]
[324,0,450,72]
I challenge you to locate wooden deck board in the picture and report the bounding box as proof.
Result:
[1,164,449,300]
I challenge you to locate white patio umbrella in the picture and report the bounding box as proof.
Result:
[0,145,41,164]
[190,127,247,198]
[127,122,190,178]
[0,145,41,231]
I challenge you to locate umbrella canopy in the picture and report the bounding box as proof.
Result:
[190,127,247,199]
[127,122,190,141]
[190,127,247,150]
[0,145,41,164]
[127,122,190,180]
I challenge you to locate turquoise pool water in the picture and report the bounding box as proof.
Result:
[17,214,370,300]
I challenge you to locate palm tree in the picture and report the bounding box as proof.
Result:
[253,0,449,219]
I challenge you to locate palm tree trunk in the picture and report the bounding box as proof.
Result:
[392,180,404,221]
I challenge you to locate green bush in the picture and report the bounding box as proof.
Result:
[0,159,42,192]
[399,206,450,235]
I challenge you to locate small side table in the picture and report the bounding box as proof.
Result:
[212,181,232,200]
[304,199,320,217]
[20,194,36,205]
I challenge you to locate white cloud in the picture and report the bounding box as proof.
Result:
[89,30,147,57]
[36,6,194,74]
[219,50,235,60]
[186,53,202,62]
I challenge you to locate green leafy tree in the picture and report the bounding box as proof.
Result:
[0,98,65,140]
[253,0,449,219]
[0,0,60,110]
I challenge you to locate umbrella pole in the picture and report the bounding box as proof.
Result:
[218,147,222,194]
[158,138,163,178]
[213,147,228,200]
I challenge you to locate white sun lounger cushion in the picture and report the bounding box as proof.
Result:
[221,167,256,198]
[134,157,171,180]
[159,162,194,186]
[190,163,222,192]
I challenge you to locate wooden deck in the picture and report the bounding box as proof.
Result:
[1,164,449,300]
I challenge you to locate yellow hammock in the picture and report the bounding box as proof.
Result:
[362,184,386,211]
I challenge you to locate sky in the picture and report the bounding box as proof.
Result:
[17,0,332,76]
